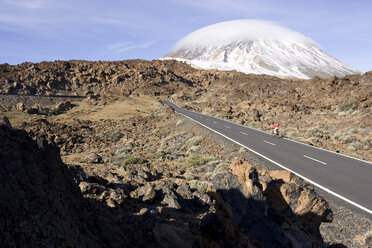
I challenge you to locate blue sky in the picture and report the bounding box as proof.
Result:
[0,0,371,72]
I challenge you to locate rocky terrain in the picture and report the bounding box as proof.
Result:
[175,72,372,162]
[1,60,370,161]
[0,59,371,247]
[1,111,339,247]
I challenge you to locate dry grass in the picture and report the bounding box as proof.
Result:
[0,96,162,126]
[0,110,39,127]
[58,96,161,122]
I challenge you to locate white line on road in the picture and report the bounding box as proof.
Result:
[213,121,218,124]
[175,112,372,215]
[170,100,370,167]
[224,126,230,129]
[303,155,327,165]
[240,131,248,135]
[263,140,276,146]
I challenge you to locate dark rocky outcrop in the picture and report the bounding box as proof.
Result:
[0,117,99,247]
[203,158,333,248]
[0,117,132,248]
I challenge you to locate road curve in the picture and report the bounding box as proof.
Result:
[163,100,372,215]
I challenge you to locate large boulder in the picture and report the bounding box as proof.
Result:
[0,117,132,247]
[0,117,100,247]
[81,152,103,163]
[0,116,11,130]
[15,102,25,111]
[203,158,333,248]
[130,183,156,202]
[52,101,73,114]
[162,190,181,209]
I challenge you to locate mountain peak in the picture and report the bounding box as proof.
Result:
[162,19,360,79]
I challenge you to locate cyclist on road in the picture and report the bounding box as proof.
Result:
[272,122,279,135]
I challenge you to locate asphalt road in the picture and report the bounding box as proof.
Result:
[163,100,372,216]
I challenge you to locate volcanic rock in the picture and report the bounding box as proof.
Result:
[0,116,11,130]
[81,152,103,163]
[130,183,156,202]
[162,190,181,209]
[54,100,73,113]
[152,223,192,248]
[204,158,333,248]
[0,117,100,247]
[15,102,25,111]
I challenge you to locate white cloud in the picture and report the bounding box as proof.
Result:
[173,19,314,49]
[105,41,156,54]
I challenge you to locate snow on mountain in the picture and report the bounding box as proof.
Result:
[162,20,360,79]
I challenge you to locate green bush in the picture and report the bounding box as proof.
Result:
[183,155,213,168]
[110,130,124,142]
[185,136,203,148]
[176,119,184,126]
[113,145,132,156]
[123,156,147,165]
[238,147,246,153]
[148,152,163,160]
[338,97,358,112]
[189,180,209,194]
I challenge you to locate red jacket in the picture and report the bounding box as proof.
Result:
[272,123,279,128]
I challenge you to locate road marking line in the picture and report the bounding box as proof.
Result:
[224,126,230,129]
[168,101,371,166]
[263,140,276,146]
[174,111,372,215]
[240,131,248,135]
[213,121,218,124]
[303,155,327,165]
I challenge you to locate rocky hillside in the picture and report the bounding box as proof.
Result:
[1,59,369,161]
[0,59,371,247]
[1,112,338,247]
[0,60,225,97]
[176,72,372,161]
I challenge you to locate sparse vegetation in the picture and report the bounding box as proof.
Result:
[176,119,184,126]
[110,130,124,142]
[113,145,132,155]
[333,132,357,143]
[347,141,364,151]
[148,152,163,160]
[238,147,246,153]
[123,155,147,165]
[185,136,203,147]
[338,97,358,112]
[189,180,209,193]
[182,154,213,168]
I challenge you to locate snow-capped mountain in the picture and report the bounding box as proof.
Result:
[162,20,360,79]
